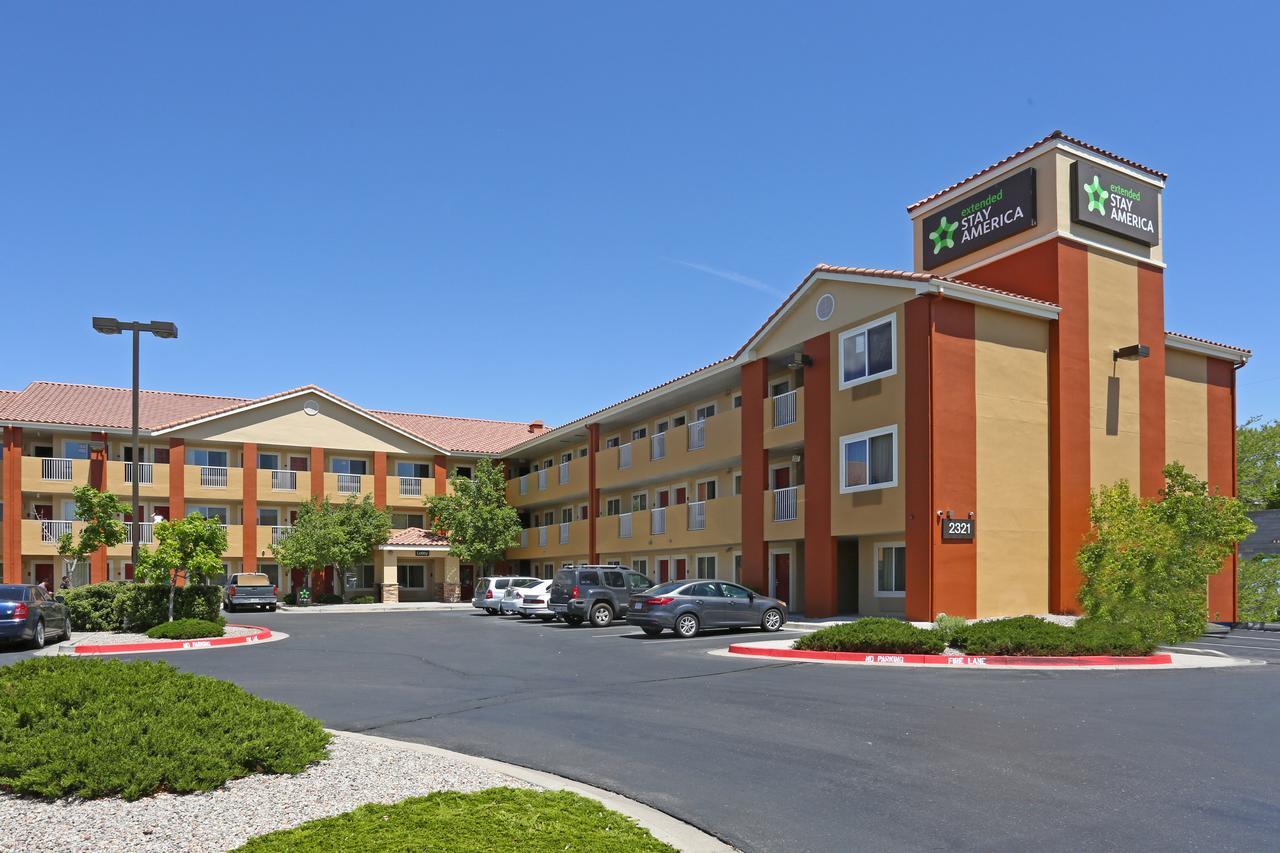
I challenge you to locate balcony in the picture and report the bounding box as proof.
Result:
[200,466,229,489]
[651,506,666,535]
[107,460,169,495]
[687,501,706,531]
[558,461,570,485]
[519,474,528,495]
[764,485,805,541]
[337,473,362,494]
[537,469,548,490]
[123,462,153,485]
[520,529,529,548]
[507,519,587,560]
[559,521,570,544]
[399,476,422,498]
[272,470,297,491]
[506,455,588,508]
[650,432,666,461]
[773,486,798,522]
[764,387,805,450]
[42,458,75,481]
[323,472,373,501]
[271,525,293,545]
[185,464,243,499]
[596,408,741,491]
[22,519,241,557]
[538,526,548,547]
[618,443,632,469]
[618,512,632,539]
[599,495,741,554]
[688,420,705,451]
[124,522,155,545]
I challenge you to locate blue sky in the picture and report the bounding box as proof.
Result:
[2,3,1276,425]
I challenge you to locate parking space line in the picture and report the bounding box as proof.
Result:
[1179,641,1280,653]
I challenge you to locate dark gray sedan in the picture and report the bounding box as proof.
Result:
[0,584,70,649]
[626,580,788,638]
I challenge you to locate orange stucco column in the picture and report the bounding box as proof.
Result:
[904,297,933,621]
[89,432,108,583]
[373,451,387,508]
[739,359,768,593]
[310,447,325,502]
[168,438,185,520]
[1206,359,1237,622]
[587,423,599,563]
[801,333,836,617]
[242,442,257,572]
[1138,264,1167,498]
[2,427,22,583]
[433,455,447,496]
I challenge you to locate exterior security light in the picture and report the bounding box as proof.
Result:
[1113,344,1150,361]
[786,353,814,370]
[92,316,122,335]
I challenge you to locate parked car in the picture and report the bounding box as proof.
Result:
[626,580,787,638]
[549,566,654,627]
[223,573,278,612]
[498,578,545,615]
[0,584,70,649]
[514,580,556,621]
[472,576,539,615]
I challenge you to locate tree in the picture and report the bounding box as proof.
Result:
[1237,416,1280,509]
[1238,554,1280,624]
[134,514,229,622]
[423,458,520,570]
[1077,463,1255,643]
[270,498,347,601]
[54,485,129,588]
[332,495,391,601]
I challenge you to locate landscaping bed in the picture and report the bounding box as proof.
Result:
[65,623,262,650]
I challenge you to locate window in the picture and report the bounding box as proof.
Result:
[560,452,573,464]
[454,466,473,479]
[578,570,600,586]
[579,504,589,521]
[603,570,626,588]
[396,461,432,478]
[694,404,715,421]
[631,560,649,578]
[544,563,554,578]
[733,553,743,584]
[577,448,588,458]
[257,508,280,526]
[560,507,574,524]
[672,415,686,428]
[771,380,791,397]
[631,492,648,512]
[331,458,368,475]
[355,565,374,588]
[696,555,717,579]
[695,479,717,501]
[605,498,621,517]
[190,506,229,524]
[392,512,425,529]
[631,427,647,440]
[840,426,898,493]
[721,582,751,599]
[64,440,91,460]
[875,543,907,596]
[732,394,743,409]
[732,472,742,496]
[655,420,668,434]
[122,446,145,462]
[605,436,620,449]
[258,452,282,470]
[542,510,554,526]
[188,448,229,467]
[154,447,170,464]
[689,582,719,597]
[606,560,622,566]
[398,565,425,588]
[838,314,896,388]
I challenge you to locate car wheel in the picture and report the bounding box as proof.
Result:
[761,608,784,632]
[642,626,663,637]
[268,605,277,612]
[519,613,531,619]
[590,602,614,627]
[29,620,45,650]
[674,613,700,638]
[485,607,499,615]
[565,615,584,627]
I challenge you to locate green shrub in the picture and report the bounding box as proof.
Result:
[145,618,226,640]
[351,595,375,604]
[62,582,130,631]
[952,616,1156,657]
[234,788,674,853]
[282,592,297,605]
[793,618,945,655]
[1239,554,1280,624]
[315,593,344,605]
[934,613,966,646]
[0,657,330,800]
[121,583,223,631]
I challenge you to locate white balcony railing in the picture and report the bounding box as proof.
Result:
[619,512,632,539]
[651,506,667,535]
[559,522,570,544]
[126,522,155,545]
[200,466,228,488]
[538,526,548,547]
[40,520,74,542]
[519,474,528,495]
[124,462,153,485]
[537,469,548,490]
[688,420,705,451]
[520,529,529,548]
[559,461,570,485]
[618,443,632,470]
[651,432,666,461]
[271,469,297,491]
[773,390,798,428]
[337,473,362,494]
[271,525,293,545]
[42,458,74,481]
[773,486,798,522]
[688,500,706,531]
[400,477,422,497]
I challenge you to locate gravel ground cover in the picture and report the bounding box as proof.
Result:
[0,732,532,853]
[65,624,260,647]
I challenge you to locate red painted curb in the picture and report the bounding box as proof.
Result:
[728,644,1174,667]
[73,625,273,655]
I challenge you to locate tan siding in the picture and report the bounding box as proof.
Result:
[1165,349,1209,480]
[1087,253,1142,489]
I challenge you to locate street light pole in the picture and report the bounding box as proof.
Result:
[92,317,179,574]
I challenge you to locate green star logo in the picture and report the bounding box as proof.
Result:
[1084,175,1110,214]
[929,216,958,255]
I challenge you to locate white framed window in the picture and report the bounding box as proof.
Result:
[357,565,375,588]
[187,448,229,467]
[632,558,648,576]
[696,554,717,579]
[190,505,229,524]
[257,452,280,470]
[544,563,555,579]
[694,403,716,421]
[695,478,717,501]
[561,506,574,524]
[392,512,425,529]
[732,394,743,409]
[838,313,896,389]
[732,470,742,496]
[839,425,898,493]
[64,440,92,460]
[560,452,573,464]
[631,492,648,512]
[875,542,907,597]
[398,564,425,588]
[605,497,621,517]
[631,426,647,440]
[331,457,368,475]
[577,448,588,458]
[257,507,280,526]
[454,466,473,479]
[605,436,621,449]
[396,461,432,478]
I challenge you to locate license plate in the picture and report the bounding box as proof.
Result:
[633,603,643,611]
[551,604,567,612]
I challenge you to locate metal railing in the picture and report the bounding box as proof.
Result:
[618,443,632,469]
[124,462,153,484]
[559,522,570,544]
[773,486,798,522]
[619,512,632,539]
[688,500,706,531]
[651,506,667,535]
[688,420,705,451]
[337,473,362,494]
[519,474,528,495]
[200,466,228,488]
[42,458,74,481]
[40,520,74,542]
[271,469,297,491]
[271,525,293,545]
[538,526,548,547]
[651,432,666,461]
[537,469,548,490]
[126,522,154,545]
[400,477,422,497]
[773,390,798,428]
[559,461,570,484]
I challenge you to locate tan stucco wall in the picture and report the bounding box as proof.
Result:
[1165,349,1210,480]
[974,307,1050,616]
[753,279,913,361]
[857,535,908,617]
[1087,252,1142,490]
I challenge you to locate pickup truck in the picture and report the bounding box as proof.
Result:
[224,573,278,612]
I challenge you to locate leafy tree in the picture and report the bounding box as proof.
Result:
[1237,416,1280,509]
[423,458,520,570]
[1077,463,1255,643]
[1238,554,1280,624]
[332,495,391,600]
[134,514,229,622]
[54,485,129,588]
[270,499,347,600]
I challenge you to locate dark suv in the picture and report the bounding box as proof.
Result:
[549,566,653,627]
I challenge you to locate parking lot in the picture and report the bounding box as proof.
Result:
[6,611,1279,852]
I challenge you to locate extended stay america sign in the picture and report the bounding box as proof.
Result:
[921,168,1037,270]
[1069,160,1160,246]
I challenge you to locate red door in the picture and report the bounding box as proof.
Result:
[124,563,135,581]
[154,505,170,522]
[675,558,687,580]
[658,559,670,583]
[289,456,309,472]
[773,554,791,602]
[657,490,670,508]
[321,567,334,594]
[674,487,687,505]
[772,467,791,489]
[289,510,299,525]
[33,504,53,520]
[35,564,55,588]
[290,568,306,593]
[460,564,475,600]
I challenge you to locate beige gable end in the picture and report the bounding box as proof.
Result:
[752,278,916,361]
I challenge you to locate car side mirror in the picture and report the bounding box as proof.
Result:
[748,592,755,602]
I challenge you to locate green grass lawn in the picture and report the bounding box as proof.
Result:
[235,788,677,852]
[0,657,329,800]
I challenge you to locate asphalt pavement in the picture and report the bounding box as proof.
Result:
[4,612,1278,852]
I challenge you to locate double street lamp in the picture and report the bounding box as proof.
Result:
[92,318,179,569]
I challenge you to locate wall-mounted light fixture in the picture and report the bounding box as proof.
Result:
[1113,344,1150,362]
[786,353,814,370]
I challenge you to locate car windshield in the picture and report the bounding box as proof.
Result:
[643,582,685,596]
[0,586,27,601]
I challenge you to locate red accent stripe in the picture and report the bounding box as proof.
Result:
[1205,360,1237,622]
[242,442,258,572]
[73,625,273,655]
[802,334,835,616]
[1,427,21,583]
[904,298,933,621]
[727,644,1173,667]
[1137,266,1166,497]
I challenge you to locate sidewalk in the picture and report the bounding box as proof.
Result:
[277,601,473,614]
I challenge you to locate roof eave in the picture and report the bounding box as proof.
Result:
[1165,333,1251,365]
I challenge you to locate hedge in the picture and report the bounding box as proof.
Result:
[61,582,223,633]
[952,616,1156,657]
[793,618,946,655]
[145,618,226,640]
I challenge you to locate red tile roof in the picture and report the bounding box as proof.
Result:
[906,130,1168,212]
[372,409,548,455]
[385,527,450,547]
[1165,331,1251,355]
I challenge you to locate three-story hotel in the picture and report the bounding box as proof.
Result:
[0,133,1249,619]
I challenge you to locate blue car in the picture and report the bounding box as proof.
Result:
[0,584,71,649]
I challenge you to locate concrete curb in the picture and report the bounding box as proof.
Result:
[61,625,287,656]
[331,729,735,852]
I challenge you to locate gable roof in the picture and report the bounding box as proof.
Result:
[371,409,547,455]
[383,527,450,548]
[1165,331,1251,364]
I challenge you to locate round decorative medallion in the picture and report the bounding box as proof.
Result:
[303,401,320,416]
[815,292,836,321]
